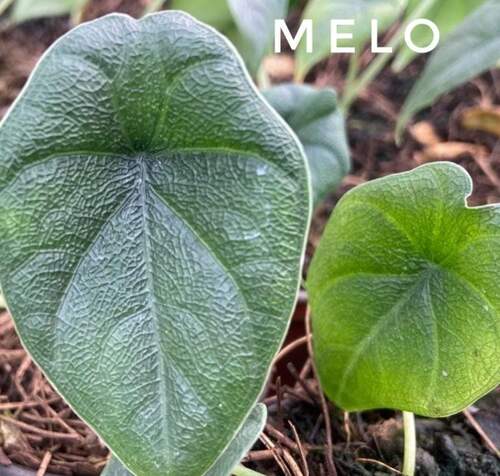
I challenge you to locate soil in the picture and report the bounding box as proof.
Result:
[0,1,499,475]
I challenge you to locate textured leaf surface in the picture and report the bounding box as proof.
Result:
[392,0,486,72]
[308,163,500,417]
[0,12,309,476]
[264,84,350,206]
[398,0,500,135]
[11,0,87,23]
[296,0,406,79]
[102,404,267,476]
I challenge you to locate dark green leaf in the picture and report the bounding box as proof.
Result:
[397,0,500,136]
[264,84,350,206]
[308,162,500,417]
[0,12,309,475]
[102,404,267,476]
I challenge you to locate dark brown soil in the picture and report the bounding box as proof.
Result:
[0,1,499,475]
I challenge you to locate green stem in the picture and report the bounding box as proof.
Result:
[344,51,360,89]
[340,0,439,111]
[402,411,416,476]
[232,464,266,476]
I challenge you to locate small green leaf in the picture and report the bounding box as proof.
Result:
[264,84,350,206]
[11,0,88,23]
[296,0,406,80]
[397,0,500,136]
[102,404,267,476]
[0,12,309,475]
[392,0,486,72]
[308,162,500,417]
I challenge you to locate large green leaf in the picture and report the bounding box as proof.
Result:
[0,12,309,476]
[169,0,287,75]
[11,0,88,23]
[296,0,406,80]
[102,404,267,476]
[392,0,486,72]
[308,162,500,417]
[264,84,350,206]
[397,0,500,136]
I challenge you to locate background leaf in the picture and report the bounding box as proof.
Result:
[227,0,288,75]
[296,0,407,80]
[392,0,486,72]
[168,0,233,31]
[0,12,309,476]
[102,404,267,476]
[11,0,88,23]
[264,84,350,206]
[397,0,500,136]
[308,162,500,417]
[169,0,287,75]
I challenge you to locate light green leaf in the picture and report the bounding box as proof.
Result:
[308,162,500,417]
[11,0,88,23]
[264,84,350,206]
[168,0,286,75]
[227,0,288,74]
[0,291,5,309]
[0,12,309,476]
[102,404,267,476]
[392,0,486,72]
[296,0,406,80]
[397,0,500,136]
[168,0,233,31]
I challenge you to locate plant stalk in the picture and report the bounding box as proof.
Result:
[232,464,266,476]
[0,0,14,16]
[340,0,439,111]
[402,411,416,476]
[143,0,166,15]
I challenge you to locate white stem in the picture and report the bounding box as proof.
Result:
[402,411,416,476]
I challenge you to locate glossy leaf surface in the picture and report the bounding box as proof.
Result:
[102,404,267,476]
[0,12,309,476]
[264,84,350,206]
[392,0,486,72]
[308,163,500,417]
[296,0,406,79]
[398,0,500,135]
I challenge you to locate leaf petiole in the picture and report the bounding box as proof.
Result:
[402,411,416,476]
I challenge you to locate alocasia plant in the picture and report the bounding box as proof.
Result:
[264,84,350,206]
[308,162,499,472]
[397,0,500,136]
[0,11,310,476]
